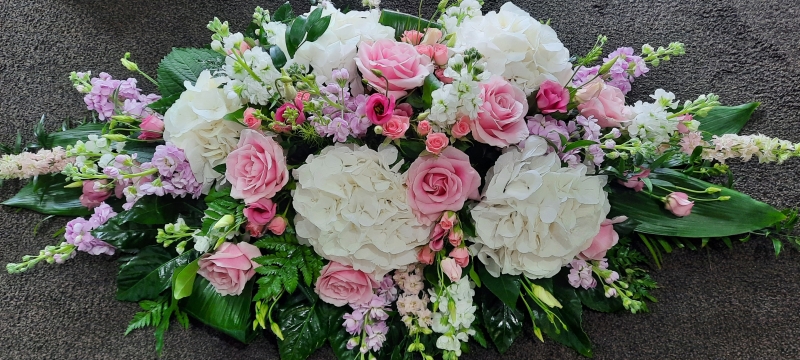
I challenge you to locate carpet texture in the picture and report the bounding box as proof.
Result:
[1,0,799,359]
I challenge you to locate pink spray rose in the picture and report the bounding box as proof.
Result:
[365,93,396,125]
[619,168,651,192]
[244,198,277,226]
[580,216,628,260]
[677,114,694,134]
[451,116,471,138]
[440,257,462,282]
[665,192,694,217]
[577,84,627,128]
[355,39,432,98]
[472,75,529,147]
[536,80,570,114]
[267,216,287,235]
[383,115,410,139]
[575,77,605,104]
[243,107,260,130]
[401,30,424,45]
[246,222,265,237]
[439,211,457,230]
[417,120,432,136]
[80,180,111,209]
[138,114,165,140]
[415,44,449,66]
[448,228,463,247]
[429,224,446,251]
[450,247,470,268]
[197,242,261,296]
[425,132,449,154]
[407,147,481,225]
[435,68,453,84]
[315,261,378,307]
[225,129,289,204]
[417,246,435,265]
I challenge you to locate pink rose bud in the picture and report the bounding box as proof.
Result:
[425,132,449,154]
[393,103,414,117]
[580,216,628,260]
[434,68,453,84]
[574,77,605,104]
[315,261,379,307]
[440,257,462,282]
[243,198,277,226]
[448,228,463,247]
[429,237,444,252]
[80,180,111,209]
[267,216,287,235]
[417,120,432,136]
[237,41,251,55]
[243,107,261,130]
[417,246,435,265]
[432,44,449,66]
[421,27,443,45]
[383,115,410,139]
[664,192,694,217]
[451,116,471,138]
[245,222,265,237]
[365,93,396,125]
[137,114,165,140]
[619,169,651,192]
[449,247,469,268]
[536,80,570,114]
[197,242,261,296]
[439,211,457,230]
[401,30,425,45]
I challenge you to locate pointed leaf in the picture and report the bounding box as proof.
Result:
[2,174,89,216]
[476,263,521,308]
[378,10,441,40]
[156,48,224,101]
[172,258,201,300]
[276,295,328,360]
[183,277,258,343]
[697,102,760,137]
[116,247,198,302]
[529,281,593,357]
[478,289,523,353]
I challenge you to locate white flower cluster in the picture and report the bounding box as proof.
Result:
[625,89,680,145]
[439,0,483,32]
[704,133,799,164]
[429,277,476,357]
[163,70,245,192]
[222,46,282,106]
[292,144,432,277]
[67,134,124,170]
[428,54,488,128]
[450,2,572,95]
[470,136,610,279]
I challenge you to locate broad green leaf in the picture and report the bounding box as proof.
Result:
[273,2,294,22]
[323,303,361,360]
[2,174,89,216]
[608,169,785,237]
[156,48,224,101]
[476,263,521,308]
[276,293,329,360]
[146,94,180,115]
[378,10,441,40]
[529,280,593,357]
[697,102,759,137]
[92,217,159,250]
[222,108,246,125]
[285,16,308,58]
[116,247,197,302]
[575,285,624,313]
[269,45,287,69]
[48,123,104,149]
[183,277,258,343]
[306,15,331,43]
[172,259,200,300]
[117,195,185,225]
[421,74,442,108]
[305,8,323,29]
[478,289,523,353]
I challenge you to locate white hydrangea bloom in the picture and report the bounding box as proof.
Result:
[469,136,609,279]
[292,144,432,278]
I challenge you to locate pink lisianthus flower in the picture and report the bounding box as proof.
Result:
[665,192,694,217]
[365,93,395,125]
[619,169,651,192]
[580,216,628,260]
[80,180,111,209]
[138,114,165,140]
[536,80,570,114]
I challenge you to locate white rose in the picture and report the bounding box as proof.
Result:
[163,70,244,192]
[292,144,432,277]
[470,136,610,279]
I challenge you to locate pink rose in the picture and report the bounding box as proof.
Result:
[401,30,424,45]
[448,228,463,247]
[536,80,570,114]
[415,44,448,66]
[197,242,261,296]
[267,216,287,235]
[417,246,435,265]
[425,132,449,154]
[450,247,469,268]
[619,169,650,192]
[451,116,471,138]
[580,216,628,260]
[245,222,265,237]
[383,115,410,139]
[665,192,694,217]
[577,84,627,128]
[394,103,414,117]
[80,180,111,209]
[244,198,276,226]
[440,258,462,282]
[472,75,529,147]
[315,261,378,307]
[575,77,605,104]
[421,28,443,45]
[439,211,457,230]
[407,147,481,224]
[366,93,396,125]
[417,120,432,136]
[137,114,164,140]
[355,39,431,98]
[225,129,289,204]
[243,107,260,130]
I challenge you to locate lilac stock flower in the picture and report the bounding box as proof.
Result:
[340,274,396,354]
[572,65,599,87]
[65,203,117,256]
[568,259,597,289]
[327,118,351,143]
[309,72,371,141]
[343,310,365,335]
[83,73,160,120]
[365,322,389,352]
[603,47,649,94]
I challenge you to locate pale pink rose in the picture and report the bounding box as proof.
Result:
[267,216,287,235]
[450,247,469,268]
[439,211,457,230]
[415,45,435,59]
[619,169,650,192]
[432,44,449,66]
[366,93,395,125]
[536,80,570,114]
[448,228,463,247]
[383,115,410,139]
[580,216,628,260]
[425,132,449,154]
[138,114,165,140]
[314,261,378,307]
[197,242,261,296]
[575,77,605,104]
[435,68,453,84]
[417,246,435,265]
[225,129,289,204]
[451,116,471,138]
[401,30,424,45]
[441,257,462,281]
[243,107,260,130]
[665,192,694,217]
[417,120,432,136]
[472,75,529,147]
[244,198,276,226]
[80,180,111,209]
[421,28,443,45]
[394,103,414,117]
[577,85,627,128]
[355,39,432,98]
[407,147,481,224]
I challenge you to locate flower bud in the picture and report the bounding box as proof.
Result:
[531,284,562,309]
[373,126,384,135]
[705,187,722,194]
[270,322,285,341]
[718,196,731,201]
[213,214,235,229]
[120,52,139,72]
[102,134,129,142]
[64,180,85,188]
[598,55,621,75]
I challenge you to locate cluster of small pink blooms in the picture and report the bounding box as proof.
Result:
[306,69,371,142]
[525,114,605,167]
[567,259,597,289]
[64,202,117,255]
[393,265,433,332]
[141,143,203,199]
[77,72,160,120]
[678,131,708,155]
[0,147,71,180]
[702,134,799,164]
[343,275,397,355]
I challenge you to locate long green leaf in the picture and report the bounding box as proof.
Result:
[116,247,197,302]
[609,169,785,237]
[183,277,258,343]
[2,174,89,216]
[697,102,760,137]
[378,10,441,40]
[529,279,593,357]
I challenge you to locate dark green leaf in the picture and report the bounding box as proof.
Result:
[92,218,158,250]
[122,141,159,163]
[476,263,521,308]
[609,169,786,237]
[697,102,760,137]
[273,3,294,22]
[305,8,323,29]
[223,108,246,124]
[213,164,227,175]
[562,140,597,153]
[118,195,183,225]
[269,45,288,69]
[378,10,442,40]
[183,277,258,343]
[285,16,308,58]
[306,15,331,43]
[48,123,103,149]
[147,93,181,114]
[157,48,224,100]
[421,74,442,108]
[772,238,783,257]
[2,174,89,216]
[478,289,523,353]
[172,258,200,300]
[529,282,593,357]
[116,247,197,302]
[576,285,623,313]
[276,294,328,360]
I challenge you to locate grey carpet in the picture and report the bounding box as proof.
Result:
[1,0,799,359]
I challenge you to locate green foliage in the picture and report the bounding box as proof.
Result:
[697,102,760,137]
[172,259,200,300]
[748,208,800,257]
[201,187,245,236]
[252,230,324,302]
[116,246,198,302]
[48,122,104,149]
[284,7,332,58]
[125,296,190,356]
[93,196,200,251]
[275,291,340,360]
[575,35,608,67]
[475,262,521,308]
[2,174,89,216]
[477,289,523,353]
[156,48,225,107]
[525,279,593,357]
[378,10,442,40]
[421,74,443,108]
[183,278,258,343]
[606,238,659,308]
[272,3,294,23]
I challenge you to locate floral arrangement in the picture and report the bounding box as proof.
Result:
[4,1,799,359]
